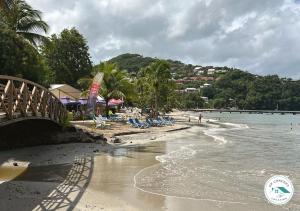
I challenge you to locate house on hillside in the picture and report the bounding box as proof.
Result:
[185,88,199,93]
[216,69,228,73]
[193,66,202,71]
[203,83,211,87]
[207,68,215,75]
[201,96,209,103]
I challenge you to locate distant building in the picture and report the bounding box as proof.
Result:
[176,77,214,82]
[185,88,199,93]
[207,68,215,75]
[201,96,209,103]
[203,83,211,87]
[216,69,228,73]
[193,66,202,71]
[196,70,205,75]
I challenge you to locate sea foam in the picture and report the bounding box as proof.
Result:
[204,120,249,145]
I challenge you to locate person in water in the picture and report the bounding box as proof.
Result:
[198,113,202,124]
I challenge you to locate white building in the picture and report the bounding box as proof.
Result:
[193,66,202,71]
[216,69,228,73]
[207,68,215,75]
[203,83,211,87]
[184,88,199,93]
[196,70,205,75]
[201,96,209,103]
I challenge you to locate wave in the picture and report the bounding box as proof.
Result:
[133,164,247,205]
[204,120,249,145]
[155,144,196,163]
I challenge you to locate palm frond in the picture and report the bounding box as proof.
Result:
[1,0,49,46]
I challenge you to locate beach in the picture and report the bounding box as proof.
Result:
[0,111,195,211]
[0,111,299,211]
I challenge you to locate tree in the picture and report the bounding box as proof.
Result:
[137,60,178,116]
[78,62,134,116]
[41,28,92,88]
[181,92,205,109]
[0,29,52,85]
[0,0,49,46]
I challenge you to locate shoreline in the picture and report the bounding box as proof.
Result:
[0,112,288,210]
[0,111,201,211]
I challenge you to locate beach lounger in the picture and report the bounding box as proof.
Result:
[134,118,150,128]
[109,114,123,121]
[93,116,110,129]
[147,118,162,127]
[158,117,173,125]
[163,116,175,123]
[128,118,141,128]
[94,114,108,121]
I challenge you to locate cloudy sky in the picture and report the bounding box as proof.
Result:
[28,0,300,78]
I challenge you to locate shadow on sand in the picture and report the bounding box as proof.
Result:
[0,151,94,211]
[32,156,94,211]
[0,141,164,211]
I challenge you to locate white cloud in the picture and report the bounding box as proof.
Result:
[27,0,300,78]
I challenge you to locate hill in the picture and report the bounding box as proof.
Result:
[107,53,197,77]
[107,53,155,73]
[103,53,300,110]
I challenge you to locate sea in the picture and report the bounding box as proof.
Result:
[134,112,300,210]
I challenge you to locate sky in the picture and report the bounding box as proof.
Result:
[28,0,300,79]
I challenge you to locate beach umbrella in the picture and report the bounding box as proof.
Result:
[108,98,124,106]
[50,84,82,100]
[67,100,81,107]
[60,97,70,105]
[78,98,88,105]
[96,95,106,104]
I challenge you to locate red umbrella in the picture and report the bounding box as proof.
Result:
[109,99,124,106]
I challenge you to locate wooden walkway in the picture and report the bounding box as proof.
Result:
[191,109,300,115]
[0,75,67,126]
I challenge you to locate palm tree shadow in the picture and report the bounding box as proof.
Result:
[32,156,94,211]
[0,154,94,211]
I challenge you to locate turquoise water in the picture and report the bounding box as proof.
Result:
[135,113,300,210]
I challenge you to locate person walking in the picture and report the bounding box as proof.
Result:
[198,113,202,124]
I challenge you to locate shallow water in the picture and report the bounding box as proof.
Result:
[134,113,300,210]
[0,164,72,183]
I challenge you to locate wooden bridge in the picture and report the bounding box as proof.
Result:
[0,75,67,126]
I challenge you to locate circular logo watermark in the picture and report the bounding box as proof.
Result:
[264,175,294,205]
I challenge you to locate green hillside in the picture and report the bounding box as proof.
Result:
[108,53,155,73]
[103,53,300,110]
[107,53,196,77]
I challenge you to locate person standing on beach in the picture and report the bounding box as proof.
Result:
[198,113,202,124]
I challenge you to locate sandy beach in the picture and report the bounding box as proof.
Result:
[0,111,199,211]
[0,111,289,211]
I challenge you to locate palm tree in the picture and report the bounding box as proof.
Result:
[0,0,12,9]
[140,60,173,117]
[78,62,134,116]
[0,0,49,46]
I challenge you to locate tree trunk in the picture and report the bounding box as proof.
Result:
[154,89,158,118]
[105,99,109,117]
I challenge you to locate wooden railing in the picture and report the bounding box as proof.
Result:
[0,75,67,124]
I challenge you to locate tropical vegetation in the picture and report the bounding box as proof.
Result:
[135,60,179,116]
[0,0,49,46]
[41,28,92,88]
[78,62,134,115]
[1,0,300,113]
